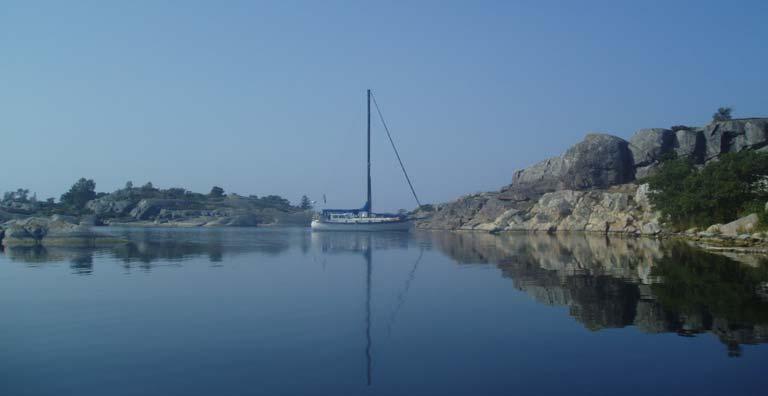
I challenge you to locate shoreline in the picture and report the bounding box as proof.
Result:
[4,217,768,256]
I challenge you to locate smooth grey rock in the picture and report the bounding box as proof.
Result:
[509,156,567,196]
[130,199,189,220]
[86,197,134,217]
[703,119,768,160]
[718,213,759,236]
[629,128,707,178]
[706,224,722,233]
[561,134,635,190]
[673,129,705,161]
[629,128,674,167]
[509,134,634,195]
[1,217,122,246]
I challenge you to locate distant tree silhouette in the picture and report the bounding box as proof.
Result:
[712,107,733,122]
[209,186,225,198]
[2,188,30,203]
[141,182,155,191]
[299,195,312,210]
[60,178,96,210]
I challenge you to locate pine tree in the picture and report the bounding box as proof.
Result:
[299,195,312,210]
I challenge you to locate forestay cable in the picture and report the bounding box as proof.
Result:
[370,92,422,208]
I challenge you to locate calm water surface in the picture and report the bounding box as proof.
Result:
[1,227,767,396]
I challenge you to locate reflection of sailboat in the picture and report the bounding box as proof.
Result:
[385,248,423,336]
[310,231,419,386]
[311,90,420,231]
[363,240,373,386]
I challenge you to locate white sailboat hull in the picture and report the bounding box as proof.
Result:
[311,219,412,232]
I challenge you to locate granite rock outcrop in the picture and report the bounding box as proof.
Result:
[416,118,768,234]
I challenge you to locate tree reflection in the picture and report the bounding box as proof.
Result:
[425,232,768,356]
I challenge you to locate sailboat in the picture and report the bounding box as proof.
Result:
[311,90,419,231]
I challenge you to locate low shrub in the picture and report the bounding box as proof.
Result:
[646,151,768,230]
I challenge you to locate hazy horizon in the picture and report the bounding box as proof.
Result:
[3,1,767,211]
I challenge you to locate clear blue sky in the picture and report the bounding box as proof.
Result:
[2,1,767,211]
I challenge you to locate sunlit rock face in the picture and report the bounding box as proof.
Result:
[418,184,662,235]
[421,231,768,354]
[505,184,660,234]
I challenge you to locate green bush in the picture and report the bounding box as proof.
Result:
[60,178,97,212]
[647,151,768,230]
[712,107,733,122]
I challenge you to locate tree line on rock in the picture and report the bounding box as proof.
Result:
[1,178,313,218]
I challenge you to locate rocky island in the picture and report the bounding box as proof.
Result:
[415,117,768,242]
[89,188,312,228]
[0,183,312,247]
[0,216,125,247]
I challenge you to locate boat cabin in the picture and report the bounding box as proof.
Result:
[319,208,404,223]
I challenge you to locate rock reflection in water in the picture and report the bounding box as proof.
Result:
[424,231,768,356]
[3,246,96,275]
[1,227,294,272]
[2,228,766,356]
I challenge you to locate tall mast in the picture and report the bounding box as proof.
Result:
[366,89,372,213]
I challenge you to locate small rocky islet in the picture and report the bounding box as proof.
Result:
[0,216,126,247]
[0,189,313,247]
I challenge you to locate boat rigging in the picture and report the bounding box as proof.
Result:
[311,90,420,231]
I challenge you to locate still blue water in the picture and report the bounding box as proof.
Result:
[1,227,767,396]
